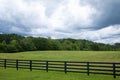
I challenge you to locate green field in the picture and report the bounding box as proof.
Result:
[0,51,120,80]
[0,51,120,62]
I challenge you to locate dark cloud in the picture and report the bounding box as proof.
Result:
[90,0,120,29]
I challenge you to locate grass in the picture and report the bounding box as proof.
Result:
[0,67,120,80]
[0,51,120,62]
[0,51,120,80]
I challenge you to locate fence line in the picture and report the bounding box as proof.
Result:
[0,59,120,78]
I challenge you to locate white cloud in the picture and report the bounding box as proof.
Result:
[0,0,98,28]
[0,0,120,44]
[47,0,98,31]
[66,0,97,26]
[94,37,120,44]
[68,25,120,44]
[97,25,120,37]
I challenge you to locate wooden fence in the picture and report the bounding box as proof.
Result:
[0,59,120,78]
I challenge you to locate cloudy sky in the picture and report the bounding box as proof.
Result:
[0,0,120,44]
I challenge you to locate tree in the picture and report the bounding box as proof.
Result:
[20,37,36,51]
[114,43,120,51]
[7,40,23,52]
[51,39,62,50]
[32,37,52,50]
[0,33,120,53]
[90,43,99,51]
[0,41,7,52]
[62,40,73,50]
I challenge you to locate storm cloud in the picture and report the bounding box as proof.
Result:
[0,0,120,44]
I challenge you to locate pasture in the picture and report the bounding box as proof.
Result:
[0,51,120,80]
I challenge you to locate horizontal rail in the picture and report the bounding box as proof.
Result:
[0,58,120,78]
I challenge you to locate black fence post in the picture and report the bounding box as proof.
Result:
[113,63,116,78]
[87,62,90,76]
[30,60,32,71]
[4,59,6,69]
[46,61,48,72]
[16,60,18,70]
[64,61,67,74]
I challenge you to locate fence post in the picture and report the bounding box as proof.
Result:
[113,63,116,78]
[87,62,90,76]
[64,61,67,74]
[16,60,18,70]
[46,61,48,72]
[4,59,6,69]
[30,60,32,71]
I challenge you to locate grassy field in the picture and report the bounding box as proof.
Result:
[0,51,120,62]
[0,51,120,80]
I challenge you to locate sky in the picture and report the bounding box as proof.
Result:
[0,0,120,44]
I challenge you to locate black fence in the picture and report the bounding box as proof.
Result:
[0,59,120,78]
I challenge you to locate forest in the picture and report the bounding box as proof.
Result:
[0,34,120,53]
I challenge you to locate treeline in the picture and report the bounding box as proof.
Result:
[0,34,120,53]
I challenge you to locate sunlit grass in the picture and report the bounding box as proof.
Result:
[0,51,120,62]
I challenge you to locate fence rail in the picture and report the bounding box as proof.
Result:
[0,59,120,78]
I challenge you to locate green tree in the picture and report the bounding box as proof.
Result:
[62,40,73,50]
[114,43,120,51]
[51,39,62,50]
[32,37,51,50]
[7,40,23,52]
[90,43,99,51]
[20,37,36,51]
[0,41,7,52]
